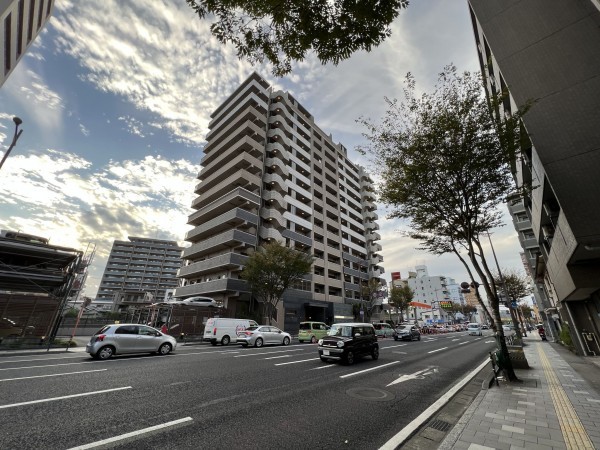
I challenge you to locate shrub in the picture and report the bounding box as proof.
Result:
[559,323,573,348]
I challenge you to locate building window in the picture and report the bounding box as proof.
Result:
[4,14,11,75]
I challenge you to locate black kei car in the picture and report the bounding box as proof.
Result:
[393,324,421,341]
[318,323,379,365]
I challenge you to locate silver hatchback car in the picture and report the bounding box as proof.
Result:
[86,324,177,360]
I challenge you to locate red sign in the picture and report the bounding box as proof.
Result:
[391,272,401,280]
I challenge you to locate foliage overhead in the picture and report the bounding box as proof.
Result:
[358,64,530,381]
[186,0,409,76]
[241,241,314,324]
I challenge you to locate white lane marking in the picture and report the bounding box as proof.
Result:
[310,365,335,370]
[451,339,459,341]
[458,342,468,345]
[380,358,490,450]
[387,366,439,387]
[339,361,400,379]
[428,347,448,354]
[234,349,305,358]
[177,350,240,356]
[0,369,107,382]
[484,340,495,343]
[263,355,291,360]
[381,344,407,349]
[274,358,320,366]
[392,352,407,355]
[0,386,132,410]
[67,417,193,449]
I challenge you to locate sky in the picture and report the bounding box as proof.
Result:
[0,0,526,298]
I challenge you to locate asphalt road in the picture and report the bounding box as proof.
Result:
[0,331,496,450]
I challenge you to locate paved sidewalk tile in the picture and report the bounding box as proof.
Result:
[439,335,600,450]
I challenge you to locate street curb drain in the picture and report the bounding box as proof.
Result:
[428,419,452,432]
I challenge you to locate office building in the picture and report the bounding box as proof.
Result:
[0,0,54,88]
[96,237,183,311]
[469,0,600,355]
[175,73,384,332]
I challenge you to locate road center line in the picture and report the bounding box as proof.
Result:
[0,386,132,409]
[263,355,291,360]
[340,361,400,379]
[274,358,320,366]
[67,417,193,449]
[0,369,107,382]
[381,344,407,349]
[428,347,448,354]
[458,342,468,345]
[310,365,335,370]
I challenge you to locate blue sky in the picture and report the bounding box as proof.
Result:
[0,0,525,297]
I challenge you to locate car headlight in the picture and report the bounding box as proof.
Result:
[337,341,344,348]
[318,339,323,346]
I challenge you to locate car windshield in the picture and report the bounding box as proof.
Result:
[298,323,311,330]
[328,325,352,337]
[397,325,409,330]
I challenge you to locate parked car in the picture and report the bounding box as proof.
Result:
[372,322,394,338]
[236,326,291,347]
[204,318,259,346]
[393,324,421,341]
[298,321,329,343]
[318,323,379,365]
[85,324,177,360]
[467,323,483,336]
[481,324,489,330]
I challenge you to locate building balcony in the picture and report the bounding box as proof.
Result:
[188,187,260,226]
[177,252,249,278]
[174,277,251,297]
[197,152,263,193]
[261,207,286,228]
[181,230,257,261]
[185,208,259,243]
[191,170,261,209]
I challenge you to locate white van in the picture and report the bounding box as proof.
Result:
[204,318,259,346]
[467,323,482,336]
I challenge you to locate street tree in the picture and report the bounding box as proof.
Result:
[359,278,384,321]
[493,268,532,337]
[441,301,464,323]
[358,64,529,381]
[388,284,414,324]
[241,241,314,324]
[186,0,409,76]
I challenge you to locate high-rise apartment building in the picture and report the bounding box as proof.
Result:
[469,0,600,355]
[0,0,54,88]
[96,237,183,310]
[175,73,384,332]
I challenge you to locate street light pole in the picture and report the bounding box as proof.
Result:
[0,117,24,171]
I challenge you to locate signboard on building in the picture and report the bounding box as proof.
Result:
[391,272,401,280]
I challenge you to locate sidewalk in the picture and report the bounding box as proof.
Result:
[440,334,600,450]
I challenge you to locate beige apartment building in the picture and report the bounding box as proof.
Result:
[175,73,384,333]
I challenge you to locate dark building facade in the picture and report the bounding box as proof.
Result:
[469,0,600,355]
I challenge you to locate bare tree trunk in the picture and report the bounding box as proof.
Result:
[467,240,519,382]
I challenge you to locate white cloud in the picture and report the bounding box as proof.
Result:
[79,123,90,136]
[0,149,199,296]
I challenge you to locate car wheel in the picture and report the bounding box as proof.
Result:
[282,336,290,346]
[210,341,217,346]
[221,335,230,346]
[310,336,317,344]
[97,346,114,360]
[417,335,421,341]
[158,343,172,355]
[254,337,263,348]
[371,347,379,360]
[394,337,398,341]
[345,351,355,365]
[241,343,248,347]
